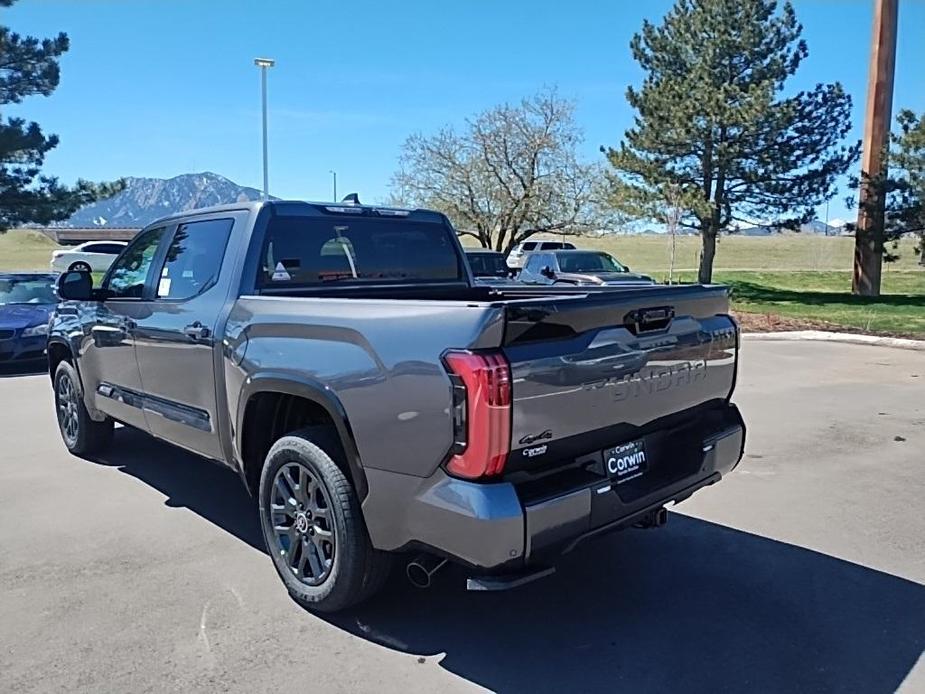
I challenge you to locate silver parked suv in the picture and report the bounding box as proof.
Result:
[505,240,576,272]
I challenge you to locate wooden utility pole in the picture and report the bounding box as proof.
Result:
[852,0,899,296]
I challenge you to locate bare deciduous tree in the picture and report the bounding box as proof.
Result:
[390,89,610,253]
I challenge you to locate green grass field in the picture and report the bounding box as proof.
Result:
[713,271,923,336]
[0,230,62,272]
[3,228,923,336]
[556,233,925,273]
[484,233,925,336]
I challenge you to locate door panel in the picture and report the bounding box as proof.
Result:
[82,225,169,429]
[133,216,236,460]
[81,302,147,427]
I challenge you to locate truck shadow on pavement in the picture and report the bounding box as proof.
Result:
[333,525,925,694]
[92,427,925,694]
[89,426,265,553]
[335,527,925,693]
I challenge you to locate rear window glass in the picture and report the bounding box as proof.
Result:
[522,242,537,251]
[259,216,463,286]
[557,252,625,273]
[466,252,508,277]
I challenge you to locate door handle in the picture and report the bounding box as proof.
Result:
[183,322,211,340]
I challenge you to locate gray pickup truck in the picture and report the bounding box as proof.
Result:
[50,199,745,612]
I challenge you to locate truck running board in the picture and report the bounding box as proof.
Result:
[466,566,556,591]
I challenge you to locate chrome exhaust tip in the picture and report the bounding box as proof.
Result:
[405,555,447,589]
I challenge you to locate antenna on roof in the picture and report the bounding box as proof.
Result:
[341,193,361,206]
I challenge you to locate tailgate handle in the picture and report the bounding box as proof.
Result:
[624,306,674,335]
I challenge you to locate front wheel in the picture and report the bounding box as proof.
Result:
[258,428,392,612]
[54,360,113,455]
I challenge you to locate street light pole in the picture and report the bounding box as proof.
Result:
[329,170,337,201]
[254,58,275,200]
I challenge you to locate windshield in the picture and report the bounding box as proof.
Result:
[557,252,626,274]
[467,253,508,277]
[0,277,57,304]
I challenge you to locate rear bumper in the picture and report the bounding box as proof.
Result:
[363,403,745,569]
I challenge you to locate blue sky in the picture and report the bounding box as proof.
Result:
[6,0,925,224]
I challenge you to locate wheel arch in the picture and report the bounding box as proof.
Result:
[236,373,368,500]
[47,338,75,383]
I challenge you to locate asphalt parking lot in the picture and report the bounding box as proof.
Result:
[1,340,923,694]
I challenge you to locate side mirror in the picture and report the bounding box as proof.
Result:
[623,265,631,272]
[56,270,93,301]
[541,266,555,279]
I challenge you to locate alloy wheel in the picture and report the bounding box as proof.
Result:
[57,374,79,445]
[269,462,336,586]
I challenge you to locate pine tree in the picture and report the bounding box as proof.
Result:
[606,0,858,283]
[0,0,122,232]
[885,110,925,265]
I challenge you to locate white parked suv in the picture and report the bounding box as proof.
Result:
[50,241,127,274]
[505,240,576,272]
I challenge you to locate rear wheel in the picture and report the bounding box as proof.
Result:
[54,360,113,455]
[258,428,392,612]
[67,261,91,273]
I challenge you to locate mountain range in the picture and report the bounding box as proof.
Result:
[66,172,269,228]
[733,220,847,236]
[65,172,850,237]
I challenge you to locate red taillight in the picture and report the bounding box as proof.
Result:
[443,350,512,479]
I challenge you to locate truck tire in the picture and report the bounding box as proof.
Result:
[53,360,114,456]
[258,428,392,612]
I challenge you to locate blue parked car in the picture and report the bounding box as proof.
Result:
[0,273,58,366]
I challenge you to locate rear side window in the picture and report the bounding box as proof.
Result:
[156,218,234,300]
[259,216,462,287]
[84,243,122,254]
[522,242,537,251]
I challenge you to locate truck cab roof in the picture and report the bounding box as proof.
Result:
[143,199,443,228]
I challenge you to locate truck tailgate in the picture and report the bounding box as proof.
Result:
[501,285,738,468]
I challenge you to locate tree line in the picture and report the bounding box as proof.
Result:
[392,0,923,282]
[2,0,922,283]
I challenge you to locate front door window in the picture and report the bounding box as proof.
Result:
[104,227,166,299]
